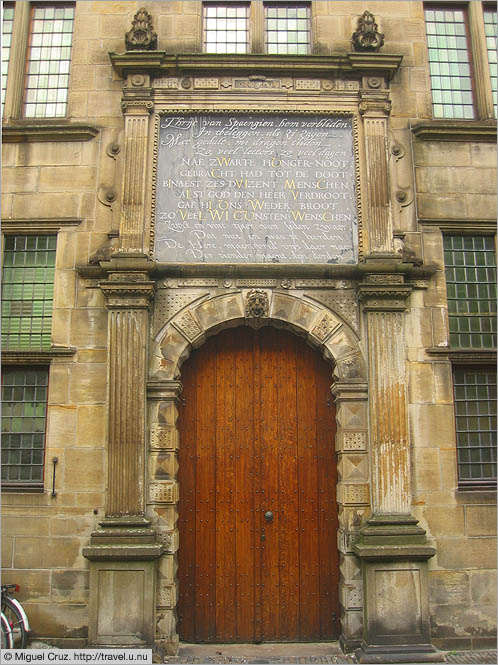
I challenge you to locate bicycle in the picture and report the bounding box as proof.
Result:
[1,583,31,648]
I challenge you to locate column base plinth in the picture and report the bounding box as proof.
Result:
[83,517,163,647]
[353,514,443,664]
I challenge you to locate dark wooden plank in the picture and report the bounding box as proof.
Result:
[235,327,256,641]
[316,353,339,638]
[253,330,263,643]
[177,351,198,641]
[276,330,299,640]
[215,331,237,640]
[195,338,217,641]
[296,342,320,640]
[260,327,280,640]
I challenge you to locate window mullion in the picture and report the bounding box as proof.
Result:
[468,1,495,119]
[3,1,30,121]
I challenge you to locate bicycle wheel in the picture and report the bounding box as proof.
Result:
[1,597,27,648]
[1,612,13,649]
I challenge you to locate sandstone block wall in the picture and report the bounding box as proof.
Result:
[1,1,496,648]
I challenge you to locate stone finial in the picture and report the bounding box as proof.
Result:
[125,7,157,51]
[352,11,384,52]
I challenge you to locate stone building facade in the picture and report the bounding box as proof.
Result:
[1,1,496,661]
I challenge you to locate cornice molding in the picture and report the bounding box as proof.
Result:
[426,348,497,364]
[411,120,497,142]
[2,122,99,143]
[1,218,83,233]
[109,51,403,80]
[418,219,497,233]
[1,348,77,364]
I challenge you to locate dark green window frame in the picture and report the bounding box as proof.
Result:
[453,367,497,488]
[443,234,497,349]
[1,366,49,490]
[1,234,57,351]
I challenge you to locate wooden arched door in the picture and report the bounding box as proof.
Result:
[177,326,339,642]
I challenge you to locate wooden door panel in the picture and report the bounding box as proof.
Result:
[177,326,339,643]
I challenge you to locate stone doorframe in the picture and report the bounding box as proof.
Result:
[147,289,369,653]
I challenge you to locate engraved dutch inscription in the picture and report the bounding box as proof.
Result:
[155,114,358,264]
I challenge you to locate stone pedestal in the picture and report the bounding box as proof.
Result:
[354,515,443,663]
[83,517,162,646]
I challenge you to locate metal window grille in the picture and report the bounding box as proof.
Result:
[484,8,497,117]
[1,367,48,484]
[443,235,497,349]
[203,3,249,54]
[265,3,311,55]
[424,7,475,119]
[24,3,74,118]
[1,4,14,110]
[1,235,57,350]
[453,368,497,485]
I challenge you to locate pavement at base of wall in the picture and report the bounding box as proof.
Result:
[159,643,498,665]
[27,641,497,664]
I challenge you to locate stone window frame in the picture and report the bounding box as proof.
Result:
[1,219,78,494]
[423,1,497,120]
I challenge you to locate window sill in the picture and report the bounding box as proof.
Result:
[456,484,497,493]
[1,483,44,493]
[2,120,99,143]
[411,120,497,142]
[1,347,77,364]
[426,348,497,364]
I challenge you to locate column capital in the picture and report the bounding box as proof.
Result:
[359,89,392,117]
[100,279,155,310]
[357,275,412,312]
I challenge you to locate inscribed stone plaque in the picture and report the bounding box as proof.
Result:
[155,114,358,263]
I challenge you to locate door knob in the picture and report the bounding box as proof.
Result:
[264,510,274,523]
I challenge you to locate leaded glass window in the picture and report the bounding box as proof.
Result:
[453,368,497,486]
[1,235,57,350]
[424,7,475,119]
[1,367,48,485]
[265,3,311,55]
[2,4,14,111]
[204,3,249,54]
[24,3,75,118]
[484,7,497,117]
[443,235,497,349]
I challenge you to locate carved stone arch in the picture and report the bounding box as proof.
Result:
[149,290,366,382]
[147,290,370,652]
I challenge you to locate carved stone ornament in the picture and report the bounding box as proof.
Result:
[245,289,269,318]
[352,11,384,52]
[125,7,157,51]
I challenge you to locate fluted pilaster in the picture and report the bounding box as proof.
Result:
[119,99,153,253]
[101,274,155,516]
[360,89,394,255]
[358,275,412,515]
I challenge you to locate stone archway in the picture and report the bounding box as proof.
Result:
[147,290,369,652]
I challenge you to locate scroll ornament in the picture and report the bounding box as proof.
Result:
[125,7,158,51]
[352,11,384,52]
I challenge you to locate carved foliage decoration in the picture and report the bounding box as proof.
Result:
[125,7,157,51]
[245,289,269,318]
[352,11,384,52]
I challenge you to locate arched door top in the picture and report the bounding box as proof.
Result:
[150,290,365,382]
